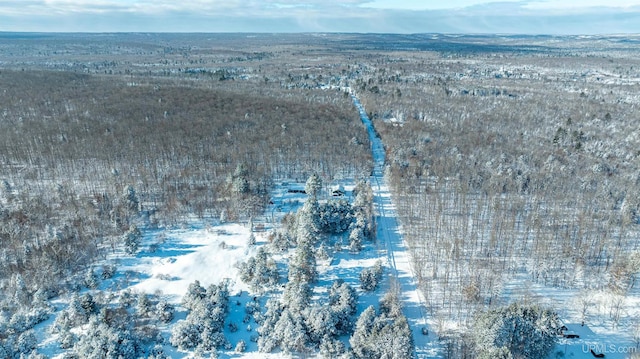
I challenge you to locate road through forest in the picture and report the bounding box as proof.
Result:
[351,93,439,357]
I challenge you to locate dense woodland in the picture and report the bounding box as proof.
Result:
[354,41,640,354]
[1,33,640,358]
[0,65,371,319]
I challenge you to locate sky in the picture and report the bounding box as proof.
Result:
[0,0,639,34]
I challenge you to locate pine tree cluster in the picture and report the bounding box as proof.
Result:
[472,302,562,359]
[170,280,231,353]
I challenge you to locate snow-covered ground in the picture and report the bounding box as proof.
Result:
[351,92,640,359]
[31,89,638,359]
[31,90,436,358]
[352,93,439,357]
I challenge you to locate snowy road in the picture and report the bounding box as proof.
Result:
[351,94,438,357]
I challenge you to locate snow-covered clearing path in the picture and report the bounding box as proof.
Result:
[352,94,438,357]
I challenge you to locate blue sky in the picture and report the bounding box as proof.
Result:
[0,0,639,34]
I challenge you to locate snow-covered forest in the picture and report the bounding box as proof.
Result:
[0,33,639,358]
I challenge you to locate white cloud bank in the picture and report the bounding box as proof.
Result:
[0,0,639,33]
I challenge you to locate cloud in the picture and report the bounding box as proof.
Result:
[524,0,640,10]
[0,0,639,33]
[0,0,373,16]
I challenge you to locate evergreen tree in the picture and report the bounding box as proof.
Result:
[374,315,414,359]
[353,181,375,240]
[122,185,139,212]
[349,294,414,359]
[328,280,358,335]
[74,317,138,359]
[12,273,29,306]
[297,198,321,239]
[472,302,561,359]
[238,247,279,291]
[288,242,317,284]
[123,224,142,255]
[282,281,312,313]
[84,268,100,289]
[359,260,383,291]
[148,344,168,359]
[155,300,175,323]
[136,293,152,317]
[67,293,93,324]
[80,293,97,317]
[15,330,37,356]
[273,308,309,353]
[318,200,353,234]
[235,339,247,353]
[305,173,323,199]
[319,335,346,358]
[0,343,8,359]
[258,299,284,353]
[171,281,230,353]
[169,320,201,350]
[350,305,377,358]
[231,163,250,194]
[477,346,513,359]
[305,305,338,344]
[349,225,364,252]
[182,280,206,310]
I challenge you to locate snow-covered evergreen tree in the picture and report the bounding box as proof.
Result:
[374,315,414,359]
[238,247,279,291]
[273,308,309,353]
[80,293,98,318]
[349,292,414,359]
[477,346,513,359]
[353,180,375,240]
[15,330,37,356]
[136,293,152,317]
[318,200,353,234]
[59,330,76,349]
[359,260,383,291]
[235,339,247,353]
[297,199,321,240]
[472,302,561,359]
[305,173,323,199]
[349,225,364,252]
[118,289,137,309]
[282,281,312,313]
[122,185,140,212]
[288,242,317,284]
[268,230,293,252]
[123,224,142,255]
[171,281,230,353]
[305,305,338,344]
[148,344,169,359]
[257,298,284,353]
[0,342,8,359]
[350,305,377,358]
[379,289,403,318]
[66,293,94,325]
[182,280,206,310]
[8,307,51,335]
[328,280,358,335]
[169,319,202,350]
[155,300,175,323]
[74,317,138,359]
[12,273,29,306]
[231,163,250,194]
[83,268,100,289]
[319,335,346,358]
